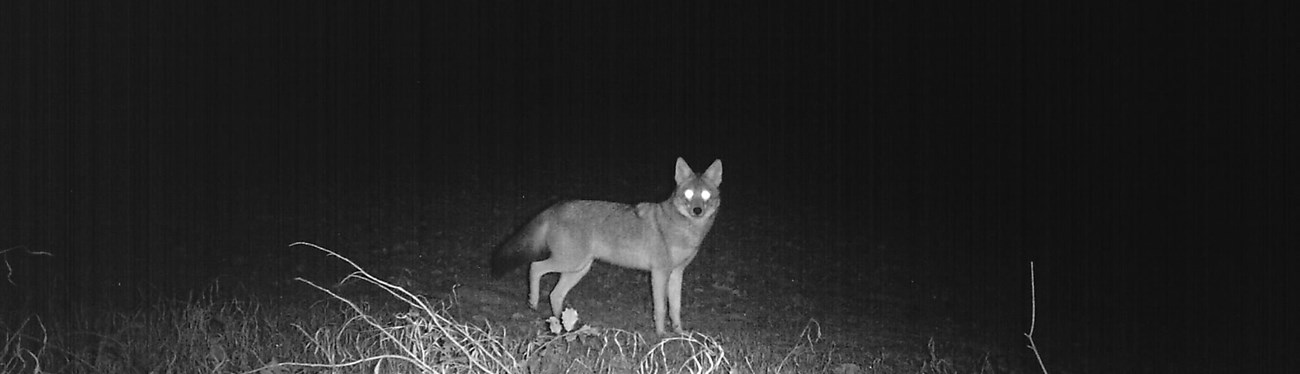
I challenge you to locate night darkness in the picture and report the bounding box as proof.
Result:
[3,1,1296,372]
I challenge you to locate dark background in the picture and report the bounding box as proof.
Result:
[3,0,1295,370]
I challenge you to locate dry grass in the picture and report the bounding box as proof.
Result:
[2,242,1039,373]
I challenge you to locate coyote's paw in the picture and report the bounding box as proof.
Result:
[656,327,690,338]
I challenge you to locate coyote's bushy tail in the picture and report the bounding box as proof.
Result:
[491,215,551,278]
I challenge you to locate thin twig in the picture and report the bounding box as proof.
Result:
[1024,261,1049,374]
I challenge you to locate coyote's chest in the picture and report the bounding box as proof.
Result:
[658,215,712,266]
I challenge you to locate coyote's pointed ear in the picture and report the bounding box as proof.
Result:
[674,157,695,185]
[703,159,722,186]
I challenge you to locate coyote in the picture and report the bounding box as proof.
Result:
[492,157,723,335]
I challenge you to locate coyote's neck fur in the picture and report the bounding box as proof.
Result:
[647,199,716,256]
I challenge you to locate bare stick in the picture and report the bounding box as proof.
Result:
[1024,261,1049,374]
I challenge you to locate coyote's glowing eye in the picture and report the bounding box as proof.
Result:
[701,190,711,200]
[684,189,694,199]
